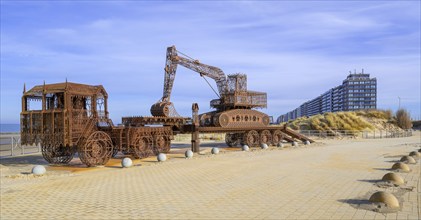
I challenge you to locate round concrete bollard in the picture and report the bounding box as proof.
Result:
[242,145,249,151]
[369,191,400,209]
[185,150,193,159]
[121,157,133,168]
[381,172,404,186]
[32,165,46,175]
[391,162,411,172]
[277,143,284,148]
[304,140,310,145]
[260,143,268,149]
[292,141,298,147]
[157,153,167,162]
[211,147,219,155]
[400,156,416,164]
[409,151,420,158]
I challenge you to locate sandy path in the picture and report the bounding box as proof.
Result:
[1,134,420,219]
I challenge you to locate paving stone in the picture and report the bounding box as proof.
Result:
[1,133,420,219]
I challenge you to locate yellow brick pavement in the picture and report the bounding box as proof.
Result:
[1,134,420,219]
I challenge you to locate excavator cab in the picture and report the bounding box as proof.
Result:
[212,73,267,110]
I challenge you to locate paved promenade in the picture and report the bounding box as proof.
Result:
[1,134,420,219]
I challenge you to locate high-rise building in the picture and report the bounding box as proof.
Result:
[277,70,377,123]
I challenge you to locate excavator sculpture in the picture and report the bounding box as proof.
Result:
[151,45,270,128]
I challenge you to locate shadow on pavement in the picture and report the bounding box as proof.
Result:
[0,155,48,167]
[383,154,407,158]
[338,199,371,205]
[384,160,400,163]
[372,168,392,171]
[357,179,379,183]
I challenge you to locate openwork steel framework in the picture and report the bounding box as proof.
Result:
[21,46,313,167]
[21,82,173,167]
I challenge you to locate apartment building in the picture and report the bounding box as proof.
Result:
[277,71,377,123]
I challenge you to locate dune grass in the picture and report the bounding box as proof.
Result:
[282,110,396,133]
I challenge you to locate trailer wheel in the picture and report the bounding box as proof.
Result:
[78,131,113,167]
[242,130,259,147]
[260,130,272,145]
[225,133,240,147]
[41,143,74,164]
[153,135,171,155]
[131,136,153,159]
[272,130,284,146]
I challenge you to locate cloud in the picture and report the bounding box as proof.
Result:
[1,1,420,123]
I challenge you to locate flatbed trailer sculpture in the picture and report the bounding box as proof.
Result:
[20,46,313,167]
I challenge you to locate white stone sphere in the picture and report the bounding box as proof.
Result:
[211,147,219,154]
[277,143,284,148]
[292,141,298,147]
[304,140,310,145]
[185,150,193,158]
[157,153,167,162]
[242,145,250,151]
[261,143,268,149]
[121,157,133,168]
[32,165,46,175]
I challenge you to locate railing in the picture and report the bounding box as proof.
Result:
[0,134,41,157]
[298,130,413,139]
[361,130,413,138]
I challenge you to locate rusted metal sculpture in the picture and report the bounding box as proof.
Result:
[21,45,314,167]
[21,82,112,166]
[151,45,268,125]
[151,46,278,148]
[21,81,174,167]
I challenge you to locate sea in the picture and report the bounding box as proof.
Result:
[0,124,20,133]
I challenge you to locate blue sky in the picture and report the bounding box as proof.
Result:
[1,1,420,124]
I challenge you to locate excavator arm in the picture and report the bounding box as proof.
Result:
[161,46,177,102]
[151,46,228,117]
[162,46,228,102]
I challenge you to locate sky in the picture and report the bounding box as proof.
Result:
[1,1,420,124]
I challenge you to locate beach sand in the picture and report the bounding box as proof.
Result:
[0,133,420,219]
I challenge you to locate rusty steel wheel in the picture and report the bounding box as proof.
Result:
[41,143,74,164]
[78,131,113,167]
[272,130,284,145]
[153,135,171,155]
[261,116,270,126]
[162,137,171,153]
[131,136,153,159]
[225,133,240,147]
[218,114,230,127]
[260,130,272,145]
[242,130,259,147]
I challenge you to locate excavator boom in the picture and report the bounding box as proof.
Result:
[162,46,227,102]
[162,46,177,102]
